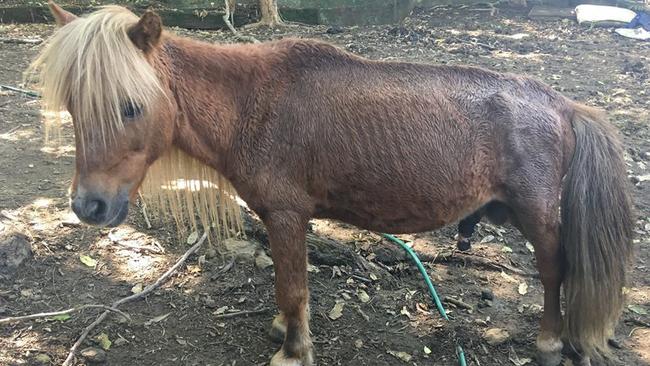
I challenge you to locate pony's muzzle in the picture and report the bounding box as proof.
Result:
[71,191,129,227]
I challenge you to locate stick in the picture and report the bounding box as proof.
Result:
[138,192,152,229]
[436,251,536,278]
[443,296,473,310]
[222,0,260,44]
[62,232,208,366]
[0,125,21,135]
[0,304,130,324]
[0,85,40,98]
[214,307,269,319]
[625,318,650,328]
[111,240,163,254]
[0,37,43,45]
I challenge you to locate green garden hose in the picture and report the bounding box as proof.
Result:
[381,233,467,366]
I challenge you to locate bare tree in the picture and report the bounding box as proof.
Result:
[257,0,282,27]
[224,0,283,32]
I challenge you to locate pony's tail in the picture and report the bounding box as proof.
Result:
[561,103,634,359]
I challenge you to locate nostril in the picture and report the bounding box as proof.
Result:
[85,200,98,216]
[84,199,107,220]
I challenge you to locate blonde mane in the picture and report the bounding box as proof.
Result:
[29,6,162,151]
[28,5,243,242]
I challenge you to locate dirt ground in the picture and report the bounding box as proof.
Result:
[1,5,649,366]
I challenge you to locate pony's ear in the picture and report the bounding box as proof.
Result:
[127,11,163,53]
[48,1,78,27]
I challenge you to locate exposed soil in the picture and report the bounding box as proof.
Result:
[1,5,649,366]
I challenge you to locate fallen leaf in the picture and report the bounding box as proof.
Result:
[483,328,510,346]
[357,289,370,303]
[79,255,97,268]
[424,346,432,354]
[525,242,535,253]
[307,264,320,273]
[480,235,495,243]
[502,246,513,253]
[96,333,111,350]
[144,312,171,326]
[518,282,528,295]
[186,231,199,245]
[131,283,143,294]
[34,354,51,363]
[328,301,344,320]
[50,314,71,321]
[400,306,411,319]
[20,289,34,298]
[214,306,228,315]
[387,350,412,362]
[509,356,532,366]
[628,304,648,315]
[500,271,517,283]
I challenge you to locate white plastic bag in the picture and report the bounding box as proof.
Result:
[575,4,636,25]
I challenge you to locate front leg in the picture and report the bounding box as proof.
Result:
[264,211,313,366]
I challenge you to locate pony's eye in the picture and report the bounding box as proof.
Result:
[122,101,142,119]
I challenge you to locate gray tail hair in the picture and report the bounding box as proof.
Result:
[561,103,634,359]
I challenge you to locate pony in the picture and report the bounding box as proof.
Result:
[30,3,633,365]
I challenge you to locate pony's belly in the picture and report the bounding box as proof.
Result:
[314,198,462,234]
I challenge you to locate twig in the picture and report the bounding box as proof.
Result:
[0,37,43,45]
[222,0,260,44]
[350,274,373,283]
[435,251,536,278]
[62,232,208,366]
[0,304,130,324]
[0,210,19,221]
[443,296,473,310]
[111,240,163,254]
[0,125,21,135]
[138,192,152,229]
[214,307,269,319]
[625,317,650,328]
[0,85,40,98]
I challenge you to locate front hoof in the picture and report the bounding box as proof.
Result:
[270,349,314,366]
[536,338,563,366]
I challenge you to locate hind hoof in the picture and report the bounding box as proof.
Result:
[457,238,471,251]
[536,337,563,366]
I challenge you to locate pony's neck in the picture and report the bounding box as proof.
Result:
[161,36,270,174]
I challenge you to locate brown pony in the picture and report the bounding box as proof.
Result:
[31,3,633,365]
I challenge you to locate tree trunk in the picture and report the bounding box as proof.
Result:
[258,0,282,26]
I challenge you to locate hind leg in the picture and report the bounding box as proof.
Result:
[457,209,483,251]
[510,201,564,366]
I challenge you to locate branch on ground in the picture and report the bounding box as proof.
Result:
[59,232,209,366]
[0,304,130,324]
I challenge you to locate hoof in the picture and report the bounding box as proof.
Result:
[536,337,563,366]
[269,314,287,344]
[270,349,314,366]
[457,238,471,251]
